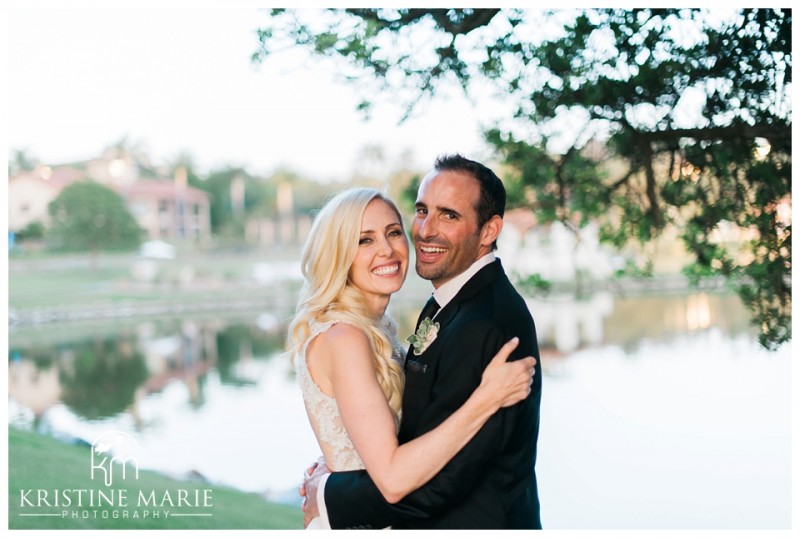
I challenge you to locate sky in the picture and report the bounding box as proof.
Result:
[7,4,515,182]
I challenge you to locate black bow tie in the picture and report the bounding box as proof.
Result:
[416,296,440,328]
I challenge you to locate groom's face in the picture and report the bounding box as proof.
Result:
[412,170,486,288]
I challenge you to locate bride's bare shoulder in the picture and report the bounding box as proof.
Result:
[317,321,370,351]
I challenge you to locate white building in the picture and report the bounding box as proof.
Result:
[498,208,617,283]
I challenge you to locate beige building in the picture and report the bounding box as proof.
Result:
[8,166,83,231]
[9,163,211,244]
[119,178,211,242]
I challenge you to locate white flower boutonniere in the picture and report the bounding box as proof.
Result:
[407,318,440,356]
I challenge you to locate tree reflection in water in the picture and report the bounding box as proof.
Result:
[58,337,148,420]
[9,316,290,426]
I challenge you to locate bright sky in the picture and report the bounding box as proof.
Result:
[7,4,515,182]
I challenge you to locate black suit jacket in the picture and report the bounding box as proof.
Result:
[324,260,542,529]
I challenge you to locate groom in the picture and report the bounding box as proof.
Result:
[303,154,542,529]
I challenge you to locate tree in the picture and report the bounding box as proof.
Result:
[15,220,46,242]
[255,8,791,349]
[8,148,39,176]
[48,181,143,264]
[194,166,274,237]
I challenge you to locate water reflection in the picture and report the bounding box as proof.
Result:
[7,291,788,527]
[9,316,287,429]
[8,291,760,436]
[9,293,748,428]
[59,338,149,420]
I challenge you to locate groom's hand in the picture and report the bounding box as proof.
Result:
[301,458,330,528]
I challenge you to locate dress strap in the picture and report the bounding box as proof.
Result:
[309,319,342,339]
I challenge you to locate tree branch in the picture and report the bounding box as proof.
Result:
[639,124,791,144]
[428,9,502,35]
[343,9,501,36]
[642,141,663,228]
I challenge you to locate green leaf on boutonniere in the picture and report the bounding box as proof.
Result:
[406,317,440,356]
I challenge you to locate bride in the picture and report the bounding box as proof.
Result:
[287,188,535,528]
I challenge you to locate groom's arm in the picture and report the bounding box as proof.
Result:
[324,323,533,529]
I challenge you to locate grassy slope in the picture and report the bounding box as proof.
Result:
[8,251,303,310]
[8,427,302,530]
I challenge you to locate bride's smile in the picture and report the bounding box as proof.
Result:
[348,198,409,317]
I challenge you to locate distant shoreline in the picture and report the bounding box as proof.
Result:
[9,273,730,329]
[9,249,732,330]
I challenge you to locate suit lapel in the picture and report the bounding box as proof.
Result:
[404,260,505,368]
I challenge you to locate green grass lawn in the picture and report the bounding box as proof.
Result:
[8,251,303,313]
[9,266,130,308]
[8,427,302,530]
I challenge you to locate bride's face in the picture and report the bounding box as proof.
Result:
[348,199,409,301]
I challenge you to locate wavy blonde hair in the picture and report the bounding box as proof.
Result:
[288,188,406,425]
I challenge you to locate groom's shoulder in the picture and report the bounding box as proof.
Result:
[454,261,527,317]
[478,268,525,303]
[458,278,526,323]
[473,274,533,327]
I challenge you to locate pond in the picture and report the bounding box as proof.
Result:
[7,290,791,529]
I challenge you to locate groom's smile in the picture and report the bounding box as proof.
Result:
[416,243,448,264]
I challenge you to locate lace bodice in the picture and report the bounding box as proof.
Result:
[296,317,406,472]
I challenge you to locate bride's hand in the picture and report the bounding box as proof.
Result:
[300,457,330,527]
[477,337,536,410]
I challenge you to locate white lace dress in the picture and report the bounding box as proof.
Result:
[296,316,406,473]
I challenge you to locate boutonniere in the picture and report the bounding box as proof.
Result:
[407,318,440,356]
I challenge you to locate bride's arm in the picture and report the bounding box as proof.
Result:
[320,323,535,504]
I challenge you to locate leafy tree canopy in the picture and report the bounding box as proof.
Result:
[47,181,143,253]
[190,166,271,234]
[255,8,791,349]
[15,220,46,242]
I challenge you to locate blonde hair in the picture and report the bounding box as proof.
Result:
[288,188,406,425]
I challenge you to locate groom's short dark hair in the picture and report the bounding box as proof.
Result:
[434,154,506,250]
